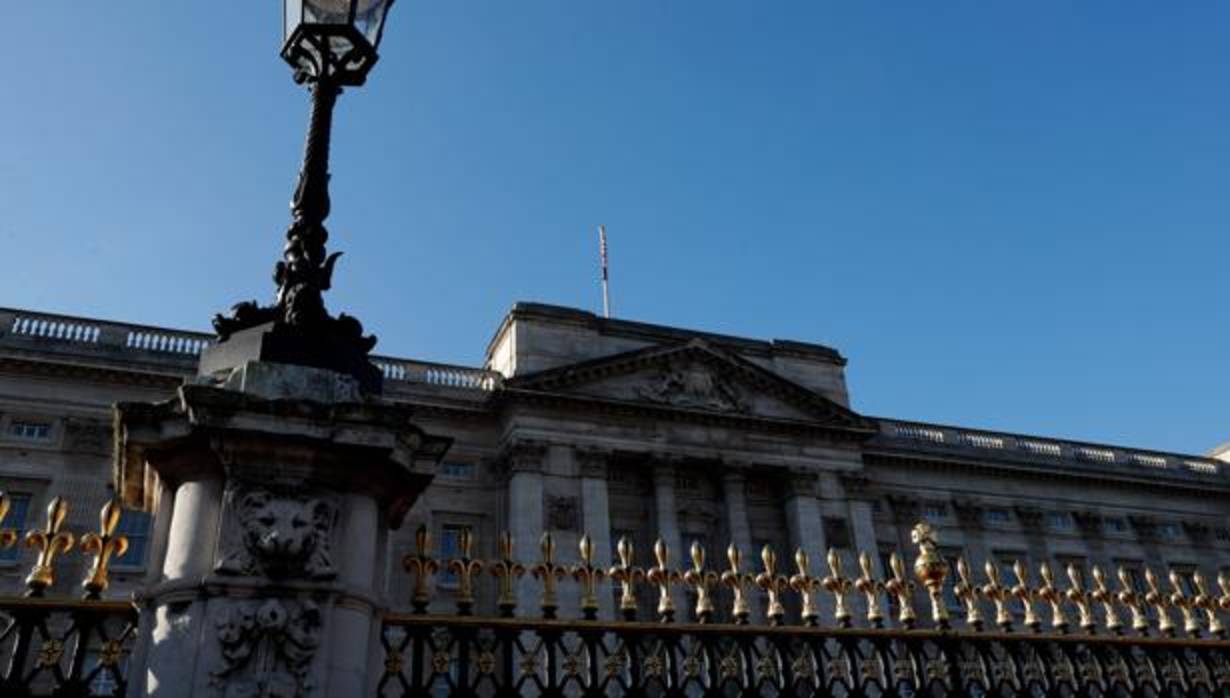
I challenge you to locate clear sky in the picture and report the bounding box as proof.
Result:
[1,3,1226,454]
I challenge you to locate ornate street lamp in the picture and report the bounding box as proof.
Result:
[209,1,396,393]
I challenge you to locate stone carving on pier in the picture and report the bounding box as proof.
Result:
[216,488,337,580]
[212,598,322,698]
[545,496,579,532]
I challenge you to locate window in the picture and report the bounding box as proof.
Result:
[922,503,948,521]
[1104,517,1129,534]
[1156,522,1183,539]
[440,462,475,479]
[675,474,699,492]
[1047,512,1073,531]
[0,493,32,563]
[437,524,471,588]
[9,420,51,440]
[983,508,1011,525]
[823,517,851,550]
[115,510,152,569]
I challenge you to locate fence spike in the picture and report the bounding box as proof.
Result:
[1168,569,1201,638]
[1090,566,1122,635]
[402,525,439,614]
[755,544,789,625]
[721,543,753,625]
[953,558,983,631]
[571,533,604,621]
[446,529,482,615]
[25,497,74,596]
[1116,566,1150,635]
[822,548,854,628]
[855,552,884,628]
[684,541,720,623]
[607,536,644,621]
[531,532,567,619]
[489,532,525,617]
[1144,567,1175,637]
[911,523,949,629]
[883,553,916,629]
[1011,560,1041,633]
[790,548,822,627]
[0,493,17,551]
[982,561,1014,632]
[1037,562,1069,633]
[647,538,680,622]
[80,498,129,599]
[1191,571,1223,638]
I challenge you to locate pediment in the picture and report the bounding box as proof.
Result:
[505,340,874,433]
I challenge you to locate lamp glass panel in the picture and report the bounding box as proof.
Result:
[352,0,394,47]
[283,1,304,45]
[303,0,355,25]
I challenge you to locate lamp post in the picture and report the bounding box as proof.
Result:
[208,0,396,393]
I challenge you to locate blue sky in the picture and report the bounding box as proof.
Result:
[1,3,1226,454]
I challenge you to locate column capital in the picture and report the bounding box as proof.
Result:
[1072,510,1103,534]
[575,446,611,479]
[501,439,548,475]
[952,498,984,527]
[837,472,873,500]
[782,469,819,498]
[1013,504,1045,529]
[885,493,921,524]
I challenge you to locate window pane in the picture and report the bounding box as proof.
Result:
[115,510,152,568]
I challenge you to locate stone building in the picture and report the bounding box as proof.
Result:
[1,302,1226,618]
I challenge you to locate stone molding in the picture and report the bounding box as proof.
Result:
[574,447,611,479]
[782,470,819,499]
[837,473,873,500]
[501,440,548,475]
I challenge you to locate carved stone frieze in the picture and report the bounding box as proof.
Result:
[212,598,322,697]
[216,487,337,580]
[545,495,579,531]
[637,360,745,413]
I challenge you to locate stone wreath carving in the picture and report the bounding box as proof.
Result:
[637,360,745,413]
[216,489,337,580]
[212,599,322,698]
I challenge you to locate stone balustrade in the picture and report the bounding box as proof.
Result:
[878,418,1222,477]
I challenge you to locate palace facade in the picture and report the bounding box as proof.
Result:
[0,302,1226,619]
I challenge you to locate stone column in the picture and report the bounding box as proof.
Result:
[840,474,883,577]
[1073,511,1111,578]
[783,471,831,618]
[1014,505,1051,570]
[952,499,990,570]
[114,362,449,698]
[576,447,615,619]
[651,459,687,618]
[720,467,762,622]
[505,441,547,617]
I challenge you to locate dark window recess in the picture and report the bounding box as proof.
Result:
[823,517,851,549]
[9,420,51,440]
[0,493,32,562]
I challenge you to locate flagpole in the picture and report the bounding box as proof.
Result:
[599,225,611,318]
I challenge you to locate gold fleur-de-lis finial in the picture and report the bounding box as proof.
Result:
[607,535,644,621]
[953,558,982,631]
[79,499,129,599]
[1143,567,1175,637]
[721,543,754,625]
[25,497,75,596]
[981,561,1013,631]
[855,552,884,628]
[1168,570,1201,638]
[1011,560,1040,633]
[646,538,682,622]
[0,493,18,551]
[489,532,525,617]
[1089,566,1122,635]
[883,553,916,629]
[1191,571,1224,638]
[1065,564,1095,634]
[1036,562,1069,633]
[822,548,855,628]
[571,533,605,620]
[790,548,823,627]
[755,545,789,626]
[403,525,439,614]
[531,532,568,619]
[446,528,482,615]
[1218,571,1230,618]
[910,522,949,629]
[1116,566,1149,635]
[684,541,720,623]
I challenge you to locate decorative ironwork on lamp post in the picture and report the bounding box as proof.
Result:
[210,0,396,392]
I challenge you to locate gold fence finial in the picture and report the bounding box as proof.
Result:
[756,545,789,626]
[684,541,720,623]
[1011,560,1041,633]
[910,522,949,629]
[822,548,854,628]
[80,498,129,599]
[25,496,74,596]
[1168,570,1200,637]
[855,552,884,628]
[883,553,916,629]
[981,561,1013,631]
[1144,567,1174,637]
[1191,571,1223,637]
[1116,566,1149,635]
[1218,571,1230,619]
[722,543,754,625]
[1090,566,1121,635]
[1036,562,1069,633]
[1065,564,1095,634]
[0,493,17,550]
[647,538,681,622]
[953,558,982,631]
[403,525,439,614]
[489,532,525,617]
[572,533,605,620]
[532,532,567,619]
[790,548,822,627]
[608,536,643,621]
[447,529,482,615]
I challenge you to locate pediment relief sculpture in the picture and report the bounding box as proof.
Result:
[636,360,745,413]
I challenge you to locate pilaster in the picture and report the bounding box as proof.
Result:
[576,447,615,619]
[504,440,548,616]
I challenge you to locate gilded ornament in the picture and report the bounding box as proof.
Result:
[822,548,855,628]
[25,497,75,596]
[789,548,823,627]
[855,551,884,628]
[882,552,917,629]
[683,540,720,623]
[981,560,1013,631]
[721,543,753,625]
[531,532,568,618]
[953,557,983,630]
[571,533,605,620]
[754,544,789,625]
[1143,567,1175,636]
[0,493,18,550]
[1089,566,1122,635]
[1116,566,1150,634]
[1168,569,1201,637]
[1192,571,1224,637]
[79,498,129,598]
[607,536,644,621]
[1011,560,1041,632]
[402,525,439,613]
[1036,562,1069,632]
[446,528,482,615]
[646,537,681,621]
[488,531,525,617]
[910,522,949,629]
